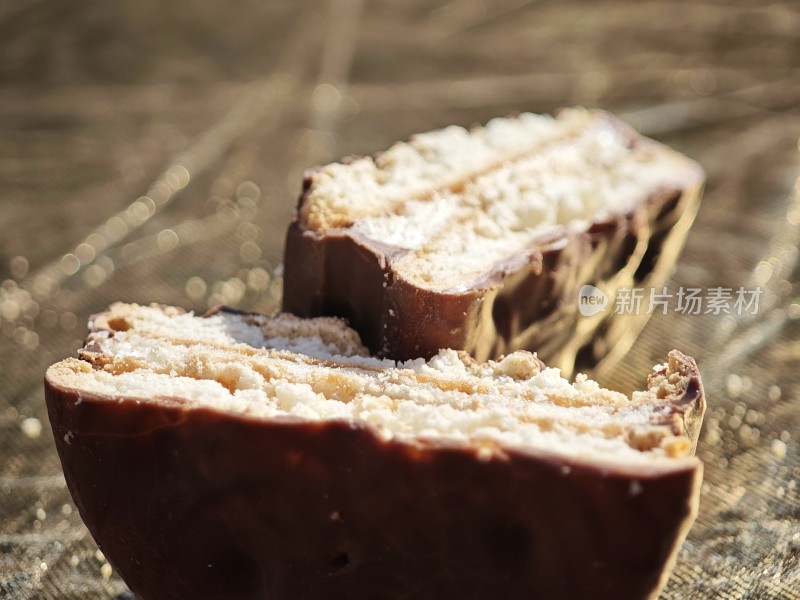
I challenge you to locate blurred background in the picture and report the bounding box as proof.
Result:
[1,0,798,597]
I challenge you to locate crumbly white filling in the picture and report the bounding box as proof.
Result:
[301,111,566,230]
[301,108,701,290]
[92,304,369,360]
[57,304,692,465]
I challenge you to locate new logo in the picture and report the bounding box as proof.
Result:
[578,285,608,317]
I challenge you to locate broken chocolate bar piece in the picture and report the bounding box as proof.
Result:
[45,303,705,600]
[283,108,704,376]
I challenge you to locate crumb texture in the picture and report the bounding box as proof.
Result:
[48,304,703,466]
[299,108,703,290]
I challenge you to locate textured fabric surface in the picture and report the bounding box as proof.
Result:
[1,1,798,598]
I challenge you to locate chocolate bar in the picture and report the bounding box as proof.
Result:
[45,303,705,600]
[283,109,705,375]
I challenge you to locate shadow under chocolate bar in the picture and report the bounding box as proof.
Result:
[283,108,705,377]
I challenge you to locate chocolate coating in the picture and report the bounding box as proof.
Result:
[45,359,703,600]
[283,132,705,377]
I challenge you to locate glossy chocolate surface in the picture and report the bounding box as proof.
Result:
[45,350,704,600]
